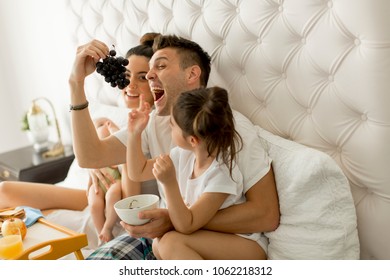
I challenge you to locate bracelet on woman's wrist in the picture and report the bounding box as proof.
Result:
[69,101,89,111]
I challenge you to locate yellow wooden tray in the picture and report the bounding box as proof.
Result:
[1,209,88,260]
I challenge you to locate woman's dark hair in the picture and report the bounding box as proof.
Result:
[172,86,242,178]
[125,32,159,59]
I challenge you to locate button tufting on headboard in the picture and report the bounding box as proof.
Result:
[67,0,390,259]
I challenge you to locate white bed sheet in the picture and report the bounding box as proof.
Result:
[48,158,157,259]
[45,206,126,260]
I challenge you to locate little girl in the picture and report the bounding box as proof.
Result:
[127,86,265,259]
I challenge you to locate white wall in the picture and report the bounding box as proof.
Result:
[0,0,74,153]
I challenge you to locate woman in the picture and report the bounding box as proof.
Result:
[0,35,155,213]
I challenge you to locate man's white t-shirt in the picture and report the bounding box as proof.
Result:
[113,109,271,206]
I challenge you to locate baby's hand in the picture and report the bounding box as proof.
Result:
[107,121,119,134]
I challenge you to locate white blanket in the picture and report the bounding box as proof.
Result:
[49,160,125,259]
[45,206,125,260]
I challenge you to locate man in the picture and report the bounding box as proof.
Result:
[68,34,280,259]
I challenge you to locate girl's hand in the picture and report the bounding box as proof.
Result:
[152,154,176,186]
[127,95,151,134]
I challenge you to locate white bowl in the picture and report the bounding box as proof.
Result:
[114,194,160,225]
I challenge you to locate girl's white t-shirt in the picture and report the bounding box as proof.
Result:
[169,147,245,209]
[113,109,270,251]
[113,109,272,205]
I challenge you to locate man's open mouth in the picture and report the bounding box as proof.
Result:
[152,87,164,101]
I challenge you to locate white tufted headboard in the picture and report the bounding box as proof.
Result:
[67,0,390,259]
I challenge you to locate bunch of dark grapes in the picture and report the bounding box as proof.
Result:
[96,47,130,90]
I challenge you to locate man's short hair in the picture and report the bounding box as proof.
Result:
[153,34,211,87]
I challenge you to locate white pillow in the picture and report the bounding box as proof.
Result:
[89,101,131,129]
[257,127,360,259]
[56,160,89,189]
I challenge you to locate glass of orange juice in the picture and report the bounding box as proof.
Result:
[0,228,24,260]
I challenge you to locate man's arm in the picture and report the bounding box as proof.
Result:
[122,166,279,239]
[204,166,280,233]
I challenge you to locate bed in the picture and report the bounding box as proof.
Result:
[55,0,389,259]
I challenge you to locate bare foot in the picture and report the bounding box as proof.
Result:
[99,228,114,243]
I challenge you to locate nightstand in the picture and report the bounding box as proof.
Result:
[0,144,74,184]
